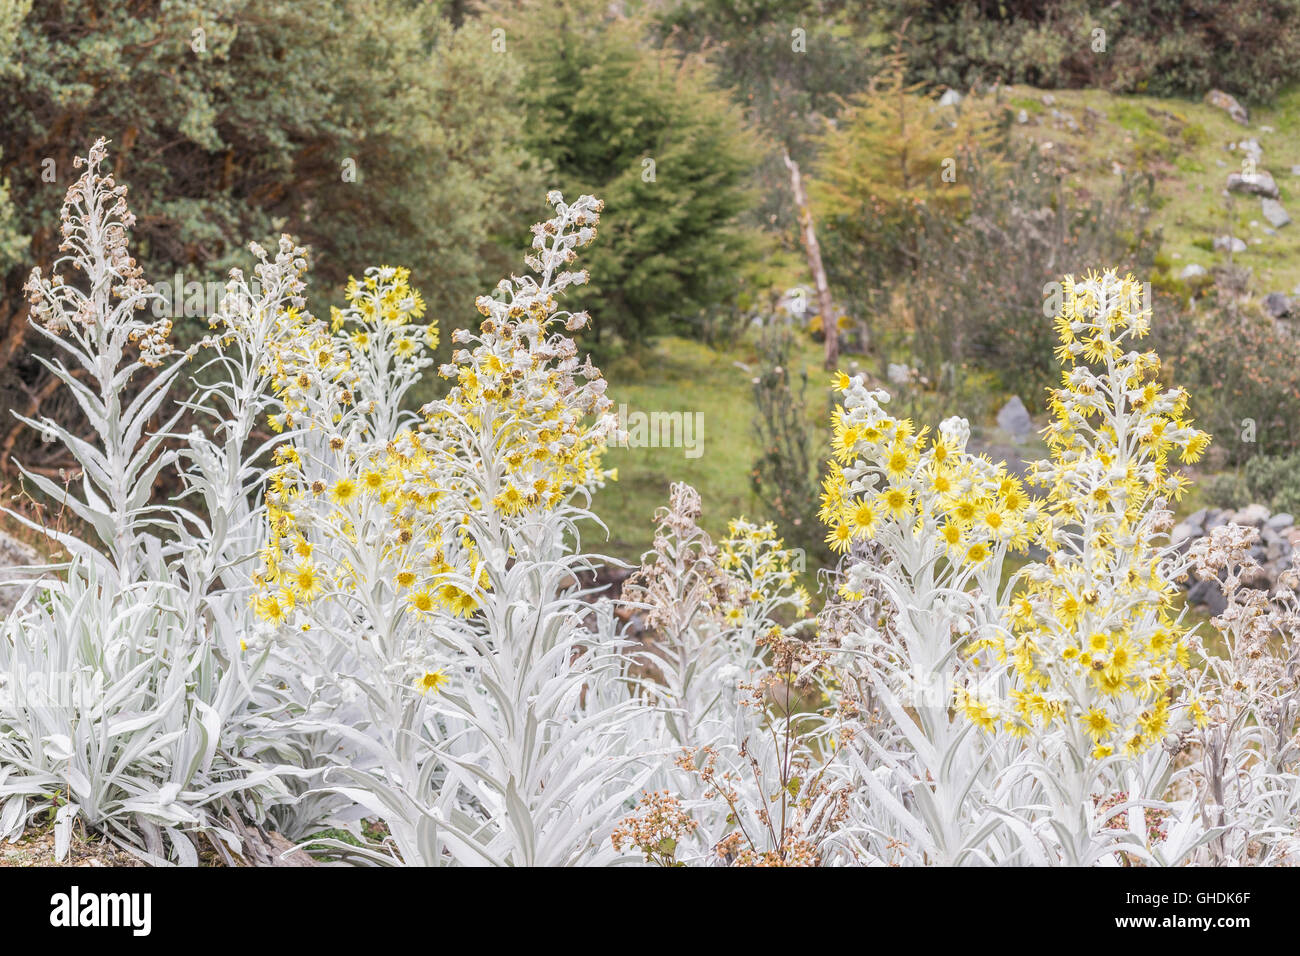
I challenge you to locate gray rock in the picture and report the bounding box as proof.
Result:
[1171,522,1200,547]
[1180,263,1208,279]
[1263,197,1292,228]
[1236,503,1272,527]
[1207,586,1227,616]
[1205,89,1250,126]
[1188,578,1228,616]
[1214,235,1248,253]
[1187,508,1209,529]
[968,435,1031,479]
[938,88,962,107]
[1264,292,1294,318]
[1205,510,1232,531]
[1228,170,1280,199]
[996,396,1035,441]
[1041,93,1056,106]
[1017,109,1029,124]
[1268,512,1294,530]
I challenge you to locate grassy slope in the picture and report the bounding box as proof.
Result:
[594,333,829,562]
[1007,85,1300,294]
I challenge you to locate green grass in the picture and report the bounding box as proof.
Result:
[593,332,830,562]
[1003,84,1300,294]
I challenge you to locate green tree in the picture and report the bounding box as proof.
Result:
[651,1,879,329]
[0,0,541,466]
[653,0,877,163]
[810,48,1007,349]
[497,0,763,345]
[0,0,29,274]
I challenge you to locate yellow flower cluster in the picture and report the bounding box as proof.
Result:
[718,518,812,628]
[264,264,436,439]
[252,196,615,633]
[820,373,1043,597]
[251,265,494,627]
[262,306,350,438]
[962,271,1209,757]
[400,193,615,521]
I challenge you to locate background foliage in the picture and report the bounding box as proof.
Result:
[872,0,1300,104]
[498,0,764,345]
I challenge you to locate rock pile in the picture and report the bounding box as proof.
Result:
[1207,123,1297,315]
[1172,505,1299,614]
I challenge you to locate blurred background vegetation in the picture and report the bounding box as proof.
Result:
[3,0,1300,562]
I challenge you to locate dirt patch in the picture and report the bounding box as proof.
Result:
[1,823,317,867]
[0,828,144,867]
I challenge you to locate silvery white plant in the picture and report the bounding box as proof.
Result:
[16,139,187,586]
[616,490,846,865]
[8,141,1297,871]
[0,141,304,863]
[0,556,292,864]
[619,483,754,754]
[815,273,1222,868]
[816,398,1036,865]
[250,195,654,865]
[1182,525,1300,865]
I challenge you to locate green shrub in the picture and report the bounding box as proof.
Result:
[0,0,542,467]
[1181,122,1210,146]
[1245,452,1300,515]
[873,0,1300,104]
[503,0,763,346]
[818,140,1160,409]
[1155,300,1300,466]
[1203,471,1250,510]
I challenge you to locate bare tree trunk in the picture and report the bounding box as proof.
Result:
[783,149,844,371]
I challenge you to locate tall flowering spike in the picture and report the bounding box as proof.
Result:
[717,516,813,627]
[622,482,732,642]
[252,261,446,634]
[14,139,200,581]
[405,191,615,521]
[23,137,171,366]
[820,374,1042,599]
[963,270,1210,758]
[251,193,612,637]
